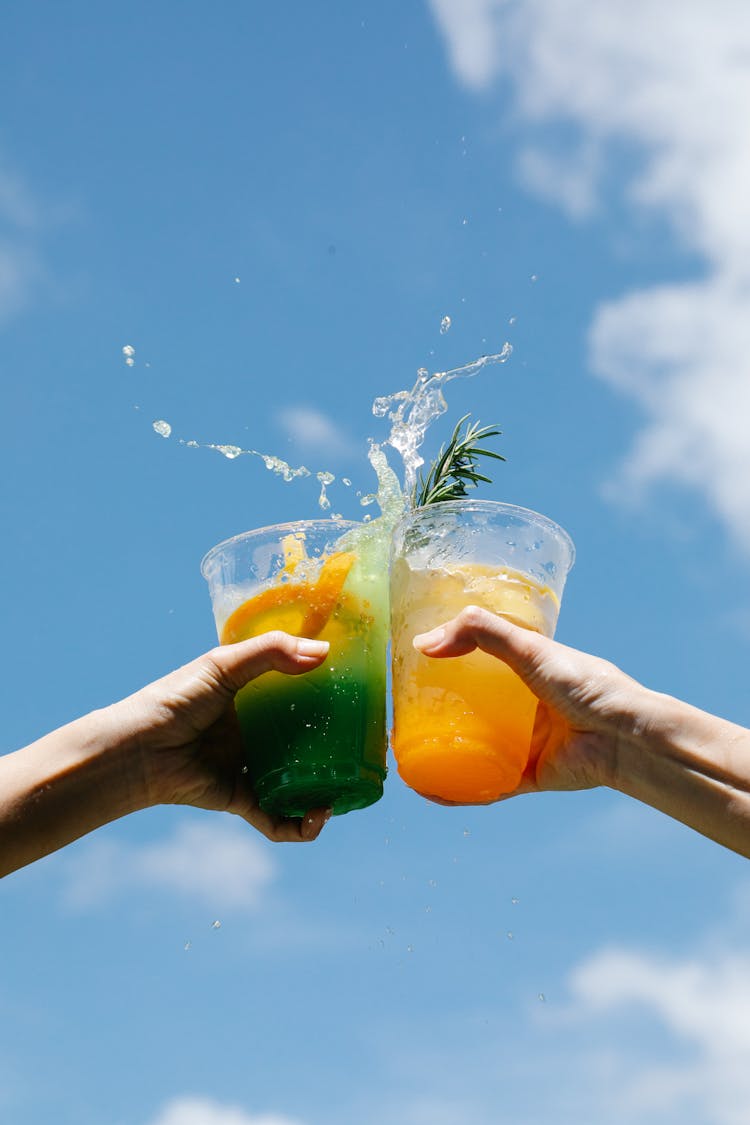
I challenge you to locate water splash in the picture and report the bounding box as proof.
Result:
[156,426,311,482]
[261,454,311,482]
[210,444,243,460]
[316,471,335,510]
[372,345,512,502]
[151,345,512,528]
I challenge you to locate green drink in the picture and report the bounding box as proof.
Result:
[201,520,388,817]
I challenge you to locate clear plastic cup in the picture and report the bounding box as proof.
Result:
[201,520,388,817]
[390,500,575,804]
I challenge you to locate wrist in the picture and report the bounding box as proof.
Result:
[65,700,154,817]
[607,684,750,816]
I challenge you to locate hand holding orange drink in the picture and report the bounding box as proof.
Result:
[389,500,575,804]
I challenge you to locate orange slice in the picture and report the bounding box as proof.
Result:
[220,550,356,646]
[300,551,356,635]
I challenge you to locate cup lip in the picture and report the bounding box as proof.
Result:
[200,517,363,579]
[392,498,576,570]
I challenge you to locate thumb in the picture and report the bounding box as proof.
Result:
[413,605,570,702]
[204,631,330,694]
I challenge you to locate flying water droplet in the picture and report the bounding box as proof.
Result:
[440,315,452,334]
[211,920,222,930]
[153,420,172,438]
[317,470,335,510]
[262,454,311,482]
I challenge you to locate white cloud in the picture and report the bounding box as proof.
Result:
[277,405,355,457]
[427,0,503,89]
[516,141,601,220]
[590,278,750,550]
[146,1095,305,1125]
[565,945,750,1125]
[63,817,276,911]
[428,0,750,553]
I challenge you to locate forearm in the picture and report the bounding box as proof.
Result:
[0,704,149,878]
[612,689,750,858]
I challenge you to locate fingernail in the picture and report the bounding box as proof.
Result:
[296,638,330,657]
[413,626,445,652]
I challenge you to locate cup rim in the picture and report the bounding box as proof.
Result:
[393,499,575,569]
[200,517,363,579]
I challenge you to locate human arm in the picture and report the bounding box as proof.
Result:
[0,632,331,879]
[414,606,750,858]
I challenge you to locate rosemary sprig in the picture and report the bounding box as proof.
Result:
[413,414,506,507]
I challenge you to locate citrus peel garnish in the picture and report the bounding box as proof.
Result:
[220,550,357,645]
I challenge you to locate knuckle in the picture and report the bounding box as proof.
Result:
[459,604,490,631]
[259,629,293,655]
[202,647,230,685]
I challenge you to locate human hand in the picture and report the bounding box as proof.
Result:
[116,631,332,841]
[413,606,649,798]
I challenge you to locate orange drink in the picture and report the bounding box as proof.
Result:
[389,501,574,804]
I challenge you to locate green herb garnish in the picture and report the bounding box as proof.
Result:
[413,414,506,507]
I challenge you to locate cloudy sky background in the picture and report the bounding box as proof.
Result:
[3,2,750,1123]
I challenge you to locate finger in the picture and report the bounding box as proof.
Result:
[300,806,332,841]
[414,606,632,734]
[239,804,332,843]
[205,632,330,694]
[414,605,548,669]
[412,605,579,706]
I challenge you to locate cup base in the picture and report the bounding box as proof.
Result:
[394,736,526,805]
[255,766,385,819]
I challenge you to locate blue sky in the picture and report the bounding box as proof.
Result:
[3,2,750,1123]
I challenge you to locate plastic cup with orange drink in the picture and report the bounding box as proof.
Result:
[201,520,388,818]
[389,500,575,804]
